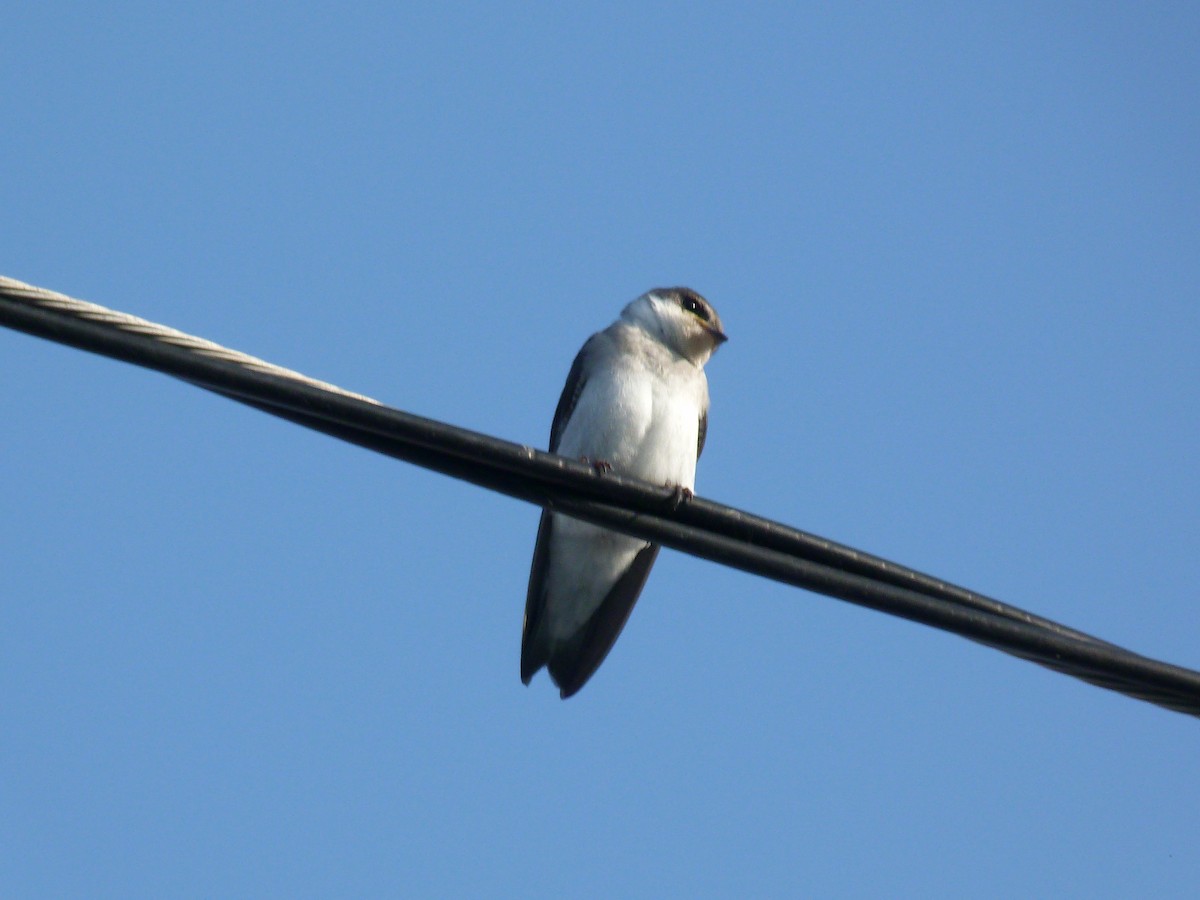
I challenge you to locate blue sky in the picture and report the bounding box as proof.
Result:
[3,3,1199,897]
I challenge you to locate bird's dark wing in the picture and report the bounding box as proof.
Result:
[521,336,605,685]
[549,335,600,453]
[697,408,708,459]
[520,509,556,684]
[547,543,661,699]
[523,330,660,697]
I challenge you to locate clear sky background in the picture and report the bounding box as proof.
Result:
[3,4,1198,897]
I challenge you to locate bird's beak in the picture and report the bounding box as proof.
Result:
[707,327,729,345]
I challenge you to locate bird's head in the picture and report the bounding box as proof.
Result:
[621,287,727,366]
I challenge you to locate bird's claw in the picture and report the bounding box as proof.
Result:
[667,485,694,510]
[581,457,613,475]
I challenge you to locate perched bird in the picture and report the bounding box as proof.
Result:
[521,287,727,698]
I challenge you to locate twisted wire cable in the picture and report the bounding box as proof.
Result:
[3,274,1198,717]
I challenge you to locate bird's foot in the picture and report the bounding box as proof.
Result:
[666,484,694,510]
[581,457,613,475]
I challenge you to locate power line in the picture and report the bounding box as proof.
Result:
[3,274,1199,717]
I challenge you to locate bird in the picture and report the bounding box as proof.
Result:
[521,287,727,698]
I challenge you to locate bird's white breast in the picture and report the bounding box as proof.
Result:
[542,325,708,639]
[556,325,706,488]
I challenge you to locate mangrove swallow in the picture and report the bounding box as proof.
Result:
[521,287,727,698]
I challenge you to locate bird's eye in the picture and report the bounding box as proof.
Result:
[681,296,708,320]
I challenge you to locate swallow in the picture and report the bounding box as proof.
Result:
[521,287,727,697]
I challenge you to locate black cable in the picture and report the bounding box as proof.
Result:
[3,281,1199,717]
